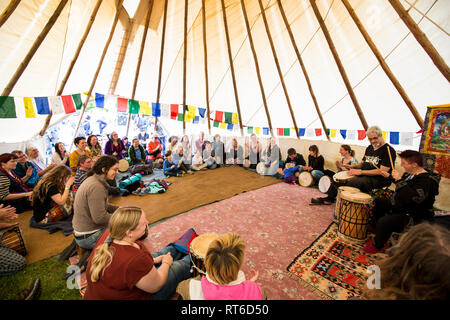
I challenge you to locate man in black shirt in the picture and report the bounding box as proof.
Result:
[311,126,396,204]
[283,148,306,169]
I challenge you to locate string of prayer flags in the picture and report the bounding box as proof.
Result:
[170,104,179,119]
[128,99,140,114]
[24,97,36,118]
[34,97,50,115]
[215,111,223,123]
[390,132,399,145]
[139,101,151,115]
[152,102,161,117]
[357,130,366,140]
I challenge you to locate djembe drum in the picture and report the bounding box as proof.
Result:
[256,162,266,175]
[337,191,373,241]
[333,171,355,185]
[189,233,219,277]
[318,175,332,193]
[118,159,130,173]
[0,225,27,256]
[335,186,361,221]
[298,172,314,187]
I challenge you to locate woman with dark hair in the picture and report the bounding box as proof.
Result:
[226,138,244,166]
[244,134,261,170]
[364,222,449,300]
[104,132,126,160]
[69,137,92,175]
[72,155,120,249]
[31,165,74,224]
[87,135,103,161]
[335,145,358,172]
[303,145,325,181]
[262,138,282,176]
[0,153,32,213]
[211,134,225,167]
[363,150,441,254]
[51,142,70,166]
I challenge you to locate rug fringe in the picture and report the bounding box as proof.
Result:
[286,271,334,301]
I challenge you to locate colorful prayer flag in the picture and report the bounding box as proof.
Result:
[193,116,199,124]
[358,130,366,140]
[117,97,128,113]
[213,121,219,128]
[140,101,151,115]
[347,130,356,140]
[227,123,233,131]
[23,97,36,118]
[72,94,83,110]
[330,129,337,138]
[400,132,413,146]
[263,127,269,135]
[382,131,387,141]
[284,128,290,136]
[315,128,322,136]
[340,129,347,139]
[225,112,233,124]
[255,127,260,135]
[198,108,206,118]
[128,99,140,114]
[220,122,227,129]
[177,113,184,121]
[248,126,253,134]
[49,96,64,115]
[95,93,104,108]
[152,102,161,117]
[390,132,399,145]
[61,95,76,114]
[34,97,50,115]
[170,104,179,119]
[232,113,239,125]
[299,128,306,136]
[215,111,223,123]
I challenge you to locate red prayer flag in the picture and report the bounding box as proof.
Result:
[61,95,76,114]
[358,130,366,140]
[315,128,322,136]
[277,128,284,136]
[215,111,224,123]
[170,104,179,119]
[117,97,128,112]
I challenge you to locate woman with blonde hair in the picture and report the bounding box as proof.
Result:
[176,233,265,300]
[84,206,191,300]
[31,165,74,224]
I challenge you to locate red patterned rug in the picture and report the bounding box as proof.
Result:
[287,222,388,300]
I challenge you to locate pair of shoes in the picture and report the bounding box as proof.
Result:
[13,279,41,300]
[311,197,325,204]
[362,244,380,254]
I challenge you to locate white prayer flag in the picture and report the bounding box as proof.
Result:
[347,130,356,140]
[400,132,413,146]
[49,96,64,115]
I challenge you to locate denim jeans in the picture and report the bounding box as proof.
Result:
[311,170,324,181]
[74,227,107,250]
[150,244,191,300]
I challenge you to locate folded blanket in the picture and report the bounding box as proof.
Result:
[29,214,73,236]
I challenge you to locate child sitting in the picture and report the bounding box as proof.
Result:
[191,150,208,171]
[283,162,300,185]
[176,232,266,300]
[163,150,183,177]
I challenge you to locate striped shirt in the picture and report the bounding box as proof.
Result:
[0,175,10,200]
[74,168,88,190]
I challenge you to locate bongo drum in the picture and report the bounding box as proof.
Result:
[256,162,266,175]
[333,171,355,185]
[298,172,314,187]
[118,159,129,172]
[335,186,361,221]
[318,175,332,193]
[0,225,27,256]
[189,233,219,277]
[337,191,373,241]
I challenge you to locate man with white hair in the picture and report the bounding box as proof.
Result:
[147,133,163,161]
[311,126,396,205]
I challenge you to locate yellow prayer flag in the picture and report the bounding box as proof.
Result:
[139,101,151,115]
[232,113,239,125]
[255,127,260,135]
[330,129,337,138]
[24,97,36,118]
[382,131,387,141]
[188,105,196,114]
[220,122,227,129]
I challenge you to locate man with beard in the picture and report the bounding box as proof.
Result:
[311,126,396,205]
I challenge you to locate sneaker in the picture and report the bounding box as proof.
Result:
[362,244,380,254]
[132,187,142,195]
[13,279,41,300]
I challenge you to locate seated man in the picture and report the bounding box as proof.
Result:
[312,126,396,205]
[147,134,163,162]
[363,150,440,253]
[163,151,183,177]
[129,138,148,165]
[173,146,193,174]
[25,146,56,178]
[202,142,217,170]
[12,150,40,189]
[73,155,93,190]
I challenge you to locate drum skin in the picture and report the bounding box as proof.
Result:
[298,172,314,187]
[189,233,219,277]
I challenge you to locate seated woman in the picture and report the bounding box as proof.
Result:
[73,155,119,250]
[262,138,282,176]
[244,134,261,170]
[69,137,92,175]
[173,146,193,174]
[87,135,103,162]
[73,155,93,190]
[31,165,74,225]
[335,144,358,172]
[167,136,180,154]
[12,150,40,189]
[84,206,191,300]
[25,146,56,177]
[363,150,441,254]
[191,150,208,171]
[176,232,265,300]
[129,138,147,165]
[0,153,32,213]
[302,145,325,182]
[211,134,225,167]
[363,222,449,300]
[104,132,126,160]
[202,142,217,170]
[51,142,70,166]
[163,151,183,177]
[147,134,163,161]
[180,135,192,166]
[226,138,244,166]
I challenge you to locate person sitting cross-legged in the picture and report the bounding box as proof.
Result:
[73,155,93,190]
[191,150,207,171]
[202,142,217,170]
[163,151,183,177]
[173,146,193,174]
[12,150,40,189]
[129,138,148,165]
[84,206,191,300]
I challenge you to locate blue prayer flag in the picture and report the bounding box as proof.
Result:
[340,129,347,139]
[34,97,50,114]
[227,123,233,131]
[390,132,399,145]
[263,127,269,135]
[152,102,161,117]
[193,116,199,124]
[198,108,206,118]
[95,93,104,108]
[298,128,306,136]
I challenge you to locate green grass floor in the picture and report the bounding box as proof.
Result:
[0,256,82,300]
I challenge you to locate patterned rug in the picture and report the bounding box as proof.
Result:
[287,222,388,300]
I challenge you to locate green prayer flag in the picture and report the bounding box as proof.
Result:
[213,121,219,128]
[177,113,184,121]
[247,126,253,134]
[0,97,16,118]
[128,99,140,114]
[284,128,290,136]
[72,94,83,110]
[224,112,233,124]
[326,128,330,136]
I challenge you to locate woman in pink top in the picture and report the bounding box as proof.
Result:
[176,233,266,300]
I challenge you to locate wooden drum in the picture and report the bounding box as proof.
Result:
[256,162,266,175]
[337,191,373,241]
[118,159,130,172]
[189,233,219,277]
[298,172,314,187]
[335,186,361,221]
[0,225,27,256]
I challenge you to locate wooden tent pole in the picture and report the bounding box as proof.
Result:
[276,0,329,141]
[71,1,124,151]
[1,0,70,96]
[309,0,368,130]
[201,0,211,135]
[39,0,103,137]
[126,0,154,138]
[389,0,450,82]
[0,0,21,28]
[342,0,424,129]
[155,0,169,130]
[257,0,298,138]
[220,0,244,136]
[240,0,273,137]
[182,0,188,134]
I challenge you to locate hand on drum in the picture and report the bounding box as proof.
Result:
[0,204,18,222]
[247,269,259,282]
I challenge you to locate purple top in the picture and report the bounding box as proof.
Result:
[104,140,126,160]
